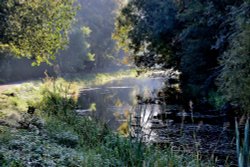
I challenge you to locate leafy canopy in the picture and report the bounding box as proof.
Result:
[218,3,250,112]
[114,0,250,112]
[113,0,177,68]
[0,0,77,65]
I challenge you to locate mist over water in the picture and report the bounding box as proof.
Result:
[77,77,166,129]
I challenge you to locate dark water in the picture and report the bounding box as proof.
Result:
[77,76,237,166]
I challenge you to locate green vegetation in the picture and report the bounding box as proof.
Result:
[218,3,250,113]
[0,70,136,118]
[76,0,123,69]
[0,0,249,166]
[114,0,250,113]
[0,0,128,82]
[0,77,213,166]
[57,0,125,73]
[0,0,77,65]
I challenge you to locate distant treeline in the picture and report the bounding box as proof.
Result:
[57,0,126,73]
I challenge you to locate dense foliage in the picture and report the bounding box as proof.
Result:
[114,0,250,112]
[0,0,77,65]
[218,3,250,113]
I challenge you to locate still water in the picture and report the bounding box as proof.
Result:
[78,77,165,130]
[77,75,237,165]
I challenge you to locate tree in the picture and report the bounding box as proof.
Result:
[113,0,178,69]
[218,2,250,113]
[56,25,94,73]
[77,0,122,70]
[114,0,248,110]
[114,0,219,102]
[57,0,123,72]
[0,0,77,65]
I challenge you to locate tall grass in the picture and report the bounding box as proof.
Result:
[40,77,79,118]
[235,118,249,167]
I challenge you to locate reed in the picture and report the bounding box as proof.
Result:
[235,118,249,167]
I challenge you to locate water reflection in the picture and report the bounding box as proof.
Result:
[77,75,237,165]
[77,77,165,130]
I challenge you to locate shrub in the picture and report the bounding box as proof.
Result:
[0,129,85,167]
[40,78,79,118]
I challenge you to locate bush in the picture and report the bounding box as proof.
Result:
[54,131,79,148]
[40,78,79,118]
[0,130,85,167]
[208,91,224,109]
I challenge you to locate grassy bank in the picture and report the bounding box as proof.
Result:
[64,69,137,87]
[0,117,208,166]
[0,70,212,166]
[0,70,136,119]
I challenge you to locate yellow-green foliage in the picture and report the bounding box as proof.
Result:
[40,77,79,117]
[41,77,79,102]
[0,82,42,121]
[74,69,137,86]
[0,0,77,65]
[0,78,79,120]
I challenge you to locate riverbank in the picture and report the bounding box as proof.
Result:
[0,70,214,166]
[0,69,137,124]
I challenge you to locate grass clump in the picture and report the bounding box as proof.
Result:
[39,77,79,117]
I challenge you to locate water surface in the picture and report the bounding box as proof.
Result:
[78,77,165,129]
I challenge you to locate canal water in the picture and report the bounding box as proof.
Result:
[77,76,165,129]
[77,73,237,166]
